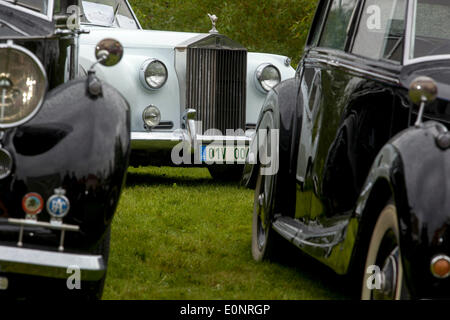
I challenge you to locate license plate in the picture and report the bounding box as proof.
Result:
[201,145,249,163]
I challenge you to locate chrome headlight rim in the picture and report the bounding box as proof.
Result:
[139,58,168,90]
[255,63,281,93]
[142,105,161,128]
[0,42,47,129]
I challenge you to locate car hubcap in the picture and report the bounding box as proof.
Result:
[256,176,268,250]
[373,247,400,300]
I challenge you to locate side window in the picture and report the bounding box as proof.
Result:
[319,0,358,50]
[308,1,329,47]
[352,0,407,62]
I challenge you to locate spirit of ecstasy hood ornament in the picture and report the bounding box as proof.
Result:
[208,13,218,34]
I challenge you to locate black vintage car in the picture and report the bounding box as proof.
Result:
[0,0,130,299]
[244,0,450,299]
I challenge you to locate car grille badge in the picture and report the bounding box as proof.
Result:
[22,192,44,220]
[47,187,70,223]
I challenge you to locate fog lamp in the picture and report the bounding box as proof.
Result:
[431,255,450,279]
[143,105,161,128]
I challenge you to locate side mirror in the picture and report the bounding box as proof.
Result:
[95,38,124,67]
[87,39,124,97]
[409,76,438,127]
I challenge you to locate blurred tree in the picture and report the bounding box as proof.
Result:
[130,0,319,65]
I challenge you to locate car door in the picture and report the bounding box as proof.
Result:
[296,0,408,224]
[295,0,359,221]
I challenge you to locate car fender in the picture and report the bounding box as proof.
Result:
[242,77,301,189]
[3,78,131,250]
[352,121,450,298]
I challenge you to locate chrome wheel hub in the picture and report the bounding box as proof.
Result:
[374,247,400,300]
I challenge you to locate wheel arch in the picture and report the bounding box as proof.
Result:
[242,77,302,189]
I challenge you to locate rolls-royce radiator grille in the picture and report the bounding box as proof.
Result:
[186,47,247,134]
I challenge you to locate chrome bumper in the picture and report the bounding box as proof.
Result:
[131,109,255,152]
[0,245,105,281]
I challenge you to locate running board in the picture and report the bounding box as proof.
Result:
[272,215,348,256]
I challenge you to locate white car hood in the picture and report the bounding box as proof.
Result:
[80,27,204,49]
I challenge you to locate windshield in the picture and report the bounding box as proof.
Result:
[81,0,139,29]
[411,0,450,59]
[2,0,49,15]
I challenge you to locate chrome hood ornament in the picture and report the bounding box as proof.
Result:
[208,13,218,34]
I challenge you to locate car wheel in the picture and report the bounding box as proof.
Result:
[361,202,408,300]
[251,169,284,262]
[208,165,244,181]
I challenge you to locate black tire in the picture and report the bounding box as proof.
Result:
[361,202,409,300]
[251,170,285,261]
[208,165,244,181]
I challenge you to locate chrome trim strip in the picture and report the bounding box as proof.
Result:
[308,56,399,85]
[0,0,54,21]
[131,130,253,151]
[404,0,415,64]
[0,245,105,281]
[7,218,79,232]
[125,0,142,30]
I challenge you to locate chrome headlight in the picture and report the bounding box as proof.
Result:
[140,59,168,90]
[255,63,281,93]
[0,42,47,128]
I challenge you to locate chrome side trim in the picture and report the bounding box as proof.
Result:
[0,245,105,281]
[403,0,415,64]
[307,56,399,85]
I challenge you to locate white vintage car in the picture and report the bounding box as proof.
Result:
[78,0,295,179]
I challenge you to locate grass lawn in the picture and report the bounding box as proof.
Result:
[103,166,352,300]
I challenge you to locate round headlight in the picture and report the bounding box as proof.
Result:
[255,63,281,93]
[0,42,47,128]
[143,105,161,128]
[140,59,168,90]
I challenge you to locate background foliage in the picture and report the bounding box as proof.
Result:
[129,0,319,64]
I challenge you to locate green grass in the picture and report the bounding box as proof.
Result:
[102,166,351,300]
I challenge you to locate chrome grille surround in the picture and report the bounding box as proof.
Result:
[186,35,247,135]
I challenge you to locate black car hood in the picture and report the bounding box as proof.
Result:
[0,5,54,38]
[400,60,450,102]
